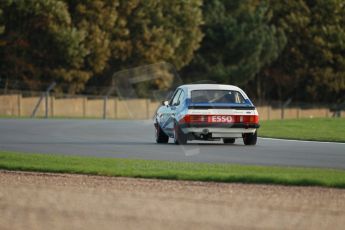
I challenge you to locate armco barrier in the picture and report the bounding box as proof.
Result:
[0,94,339,120]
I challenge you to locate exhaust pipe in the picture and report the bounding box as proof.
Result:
[202,129,209,134]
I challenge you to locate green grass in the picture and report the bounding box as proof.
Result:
[259,118,345,142]
[1,151,345,188]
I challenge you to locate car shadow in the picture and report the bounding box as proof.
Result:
[1,140,250,147]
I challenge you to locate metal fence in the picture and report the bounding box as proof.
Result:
[0,89,342,120]
[0,90,160,120]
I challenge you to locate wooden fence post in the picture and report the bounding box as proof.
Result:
[82,97,87,118]
[114,98,118,119]
[50,96,54,117]
[146,99,150,119]
[17,94,21,117]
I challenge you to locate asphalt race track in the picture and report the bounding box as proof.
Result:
[0,119,344,169]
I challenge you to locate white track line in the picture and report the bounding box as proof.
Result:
[259,137,345,145]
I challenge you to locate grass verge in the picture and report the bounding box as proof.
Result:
[1,151,345,188]
[259,118,345,142]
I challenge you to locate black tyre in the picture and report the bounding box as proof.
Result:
[223,138,236,144]
[174,123,187,145]
[155,124,169,143]
[242,131,257,145]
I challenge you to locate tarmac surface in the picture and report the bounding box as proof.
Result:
[0,119,344,169]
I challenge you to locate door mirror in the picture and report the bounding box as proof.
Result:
[162,100,169,106]
[173,101,180,106]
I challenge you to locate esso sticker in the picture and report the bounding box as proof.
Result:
[209,115,233,123]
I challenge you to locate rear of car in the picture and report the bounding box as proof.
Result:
[154,84,259,145]
[178,85,259,145]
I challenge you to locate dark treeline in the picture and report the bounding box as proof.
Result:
[0,0,344,103]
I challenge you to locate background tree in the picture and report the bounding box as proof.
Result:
[181,0,286,88]
[64,0,118,93]
[0,0,203,94]
[108,0,203,70]
[0,0,88,93]
[1,0,343,104]
[260,0,345,103]
[84,0,204,95]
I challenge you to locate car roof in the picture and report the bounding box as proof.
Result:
[177,84,250,99]
[178,84,242,91]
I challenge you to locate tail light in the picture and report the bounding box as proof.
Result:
[181,115,208,123]
[236,115,259,124]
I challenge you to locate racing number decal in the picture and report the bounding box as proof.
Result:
[208,115,233,123]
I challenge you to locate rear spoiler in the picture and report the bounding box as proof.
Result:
[188,105,255,110]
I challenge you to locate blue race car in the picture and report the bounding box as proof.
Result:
[153,84,260,145]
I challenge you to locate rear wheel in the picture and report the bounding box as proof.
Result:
[155,124,169,143]
[174,124,187,145]
[243,131,257,145]
[223,138,235,144]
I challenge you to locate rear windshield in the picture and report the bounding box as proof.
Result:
[191,90,246,104]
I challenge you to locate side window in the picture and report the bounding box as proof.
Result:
[177,90,185,106]
[170,89,182,106]
[234,91,245,104]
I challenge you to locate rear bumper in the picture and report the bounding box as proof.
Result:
[179,122,259,138]
[180,122,260,129]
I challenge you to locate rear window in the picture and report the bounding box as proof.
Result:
[191,90,246,104]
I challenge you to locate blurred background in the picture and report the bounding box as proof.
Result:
[0,0,344,119]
